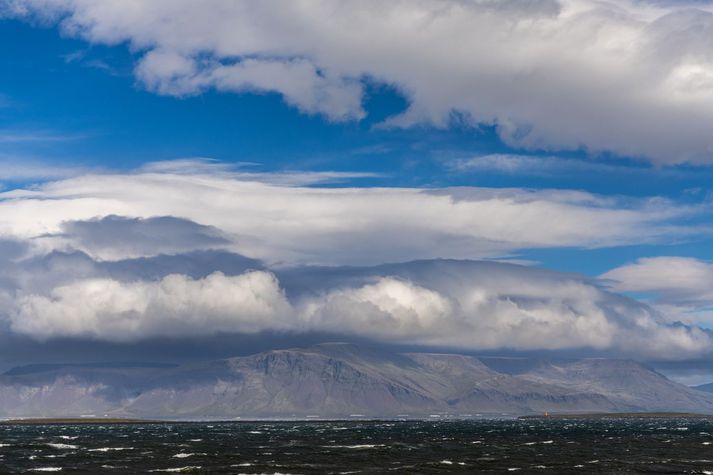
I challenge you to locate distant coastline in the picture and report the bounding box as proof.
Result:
[0,418,167,425]
[4,412,713,425]
[519,412,713,420]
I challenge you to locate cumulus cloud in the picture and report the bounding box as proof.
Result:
[8,0,713,162]
[601,256,713,325]
[4,256,709,359]
[296,260,711,359]
[0,167,703,265]
[11,270,291,341]
[302,277,457,340]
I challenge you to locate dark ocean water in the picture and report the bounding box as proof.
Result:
[2,418,713,473]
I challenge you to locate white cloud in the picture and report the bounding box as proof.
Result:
[136,54,365,121]
[0,168,701,264]
[302,277,457,340]
[11,270,291,341]
[0,156,90,181]
[9,0,713,162]
[602,256,713,302]
[305,276,624,351]
[298,265,710,358]
[6,258,709,359]
[449,153,656,177]
[601,256,713,326]
[138,158,240,175]
[137,158,381,186]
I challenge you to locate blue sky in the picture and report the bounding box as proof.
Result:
[4,0,713,372]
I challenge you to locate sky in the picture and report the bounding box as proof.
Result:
[3,0,713,383]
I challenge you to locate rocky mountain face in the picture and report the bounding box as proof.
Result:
[1,343,712,419]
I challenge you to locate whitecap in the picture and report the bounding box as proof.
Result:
[441,460,453,465]
[47,443,78,450]
[325,444,384,449]
[31,469,62,473]
[149,467,202,473]
[88,447,133,452]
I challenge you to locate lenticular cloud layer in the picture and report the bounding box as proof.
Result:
[0,169,695,266]
[0,165,708,359]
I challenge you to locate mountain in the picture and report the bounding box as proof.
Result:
[0,343,711,419]
[481,357,713,413]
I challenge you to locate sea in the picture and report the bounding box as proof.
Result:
[1,418,713,473]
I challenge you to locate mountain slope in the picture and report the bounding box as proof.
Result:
[483,357,713,412]
[0,344,711,418]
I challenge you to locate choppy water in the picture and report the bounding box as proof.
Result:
[2,418,713,473]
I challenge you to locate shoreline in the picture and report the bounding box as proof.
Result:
[3,412,713,424]
[518,412,713,419]
[0,418,169,425]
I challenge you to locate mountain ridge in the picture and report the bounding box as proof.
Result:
[1,343,712,419]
